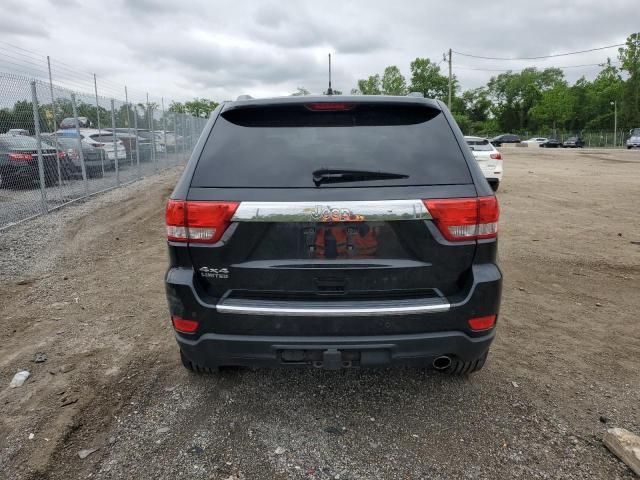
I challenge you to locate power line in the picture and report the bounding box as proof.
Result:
[452,43,624,61]
[455,61,621,72]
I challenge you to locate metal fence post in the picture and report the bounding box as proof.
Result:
[46,56,63,193]
[173,112,178,165]
[111,99,119,186]
[70,93,89,196]
[150,104,157,172]
[125,86,133,167]
[162,97,167,169]
[133,105,140,178]
[94,74,105,177]
[182,114,187,161]
[30,81,48,213]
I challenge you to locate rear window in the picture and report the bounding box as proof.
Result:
[49,137,77,148]
[90,134,117,142]
[192,103,471,188]
[0,136,39,149]
[465,139,493,151]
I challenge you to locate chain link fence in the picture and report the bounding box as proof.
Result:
[469,130,635,148]
[0,72,206,230]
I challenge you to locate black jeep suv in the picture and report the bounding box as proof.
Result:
[165,95,502,374]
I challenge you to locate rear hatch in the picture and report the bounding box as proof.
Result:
[182,100,481,305]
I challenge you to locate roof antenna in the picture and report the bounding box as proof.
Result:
[326,53,333,95]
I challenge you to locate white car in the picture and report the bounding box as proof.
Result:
[464,136,503,191]
[626,128,640,149]
[522,137,548,145]
[56,128,127,164]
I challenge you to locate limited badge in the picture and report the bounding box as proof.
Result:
[199,267,230,279]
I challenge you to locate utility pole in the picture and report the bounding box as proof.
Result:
[448,48,452,110]
[611,101,617,148]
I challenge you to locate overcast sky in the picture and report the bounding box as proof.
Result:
[0,0,636,104]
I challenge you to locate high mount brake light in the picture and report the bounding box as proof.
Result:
[165,200,240,244]
[305,102,355,111]
[424,196,499,242]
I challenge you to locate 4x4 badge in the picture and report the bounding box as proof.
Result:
[199,267,229,279]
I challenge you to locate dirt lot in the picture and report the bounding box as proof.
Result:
[1,147,639,479]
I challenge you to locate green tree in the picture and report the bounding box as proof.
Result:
[356,74,382,95]
[618,32,640,126]
[381,66,407,95]
[530,83,573,134]
[486,67,565,132]
[291,87,310,96]
[409,58,450,100]
[582,61,624,131]
[168,101,185,114]
[184,98,219,118]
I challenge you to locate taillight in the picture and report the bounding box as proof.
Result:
[468,315,496,331]
[165,200,240,243]
[424,196,499,242]
[57,151,65,160]
[305,102,354,111]
[171,315,199,333]
[8,153,33,162]
[490,152,502,160]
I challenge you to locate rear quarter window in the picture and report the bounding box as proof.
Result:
[192,102,472,188]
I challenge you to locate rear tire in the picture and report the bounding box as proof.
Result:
[441,351,488,375]
[180,349,218,374]
[490,181,499,192]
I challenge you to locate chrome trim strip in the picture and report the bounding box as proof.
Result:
[231,200,431,222]
[216,301,450,317]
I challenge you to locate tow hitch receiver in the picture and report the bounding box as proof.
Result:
[322,349,342,370]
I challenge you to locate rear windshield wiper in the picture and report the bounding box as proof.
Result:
[312,168,409,186]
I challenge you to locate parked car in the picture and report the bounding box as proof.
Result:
[522,137,548,145]
[6,128,30,136]
[104,128,153,162]
[59,117,92,129]
[136,129,166,155]
[0,134,60,188]
[166,95,502,374]
[41,134,105,177]
[625,128,640,149]
[540,138,563,148]
[56,129,125,165]
[562,136,584,148]
[464,136,503,191]
[490,134,520,146]
[161,131,181,151]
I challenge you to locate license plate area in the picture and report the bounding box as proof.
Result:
[278,346,391,369]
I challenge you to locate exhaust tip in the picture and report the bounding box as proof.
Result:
[432,355,452,370]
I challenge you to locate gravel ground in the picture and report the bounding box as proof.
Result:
[0,147,639,479]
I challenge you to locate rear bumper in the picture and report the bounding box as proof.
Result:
[481,167,503,183]
[166,262,502,368]
[1,161,57,180]
[177,329,495,369]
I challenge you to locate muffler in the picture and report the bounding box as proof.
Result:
[432,355,452,370]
